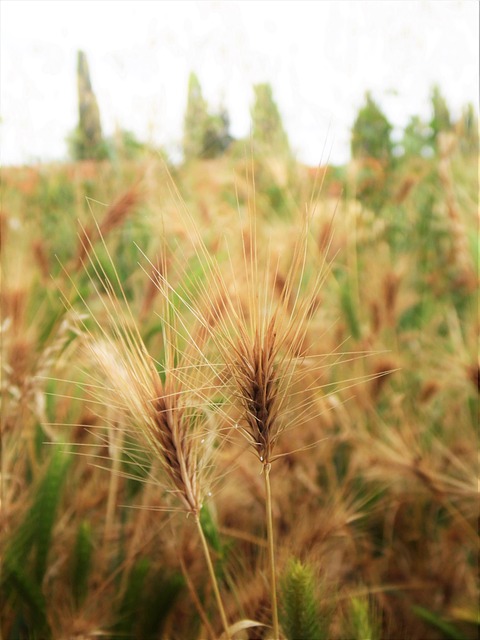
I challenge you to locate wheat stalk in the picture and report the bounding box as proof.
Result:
[184,198,331,638]
[69,223,233,637]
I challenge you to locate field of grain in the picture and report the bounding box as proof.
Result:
[1,138,478,639]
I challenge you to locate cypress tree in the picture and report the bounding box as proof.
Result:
[69,50,105,160]
[183,72,209,161]
[429,84,452,146]
[251,83,291,156]
[351,92,393,165]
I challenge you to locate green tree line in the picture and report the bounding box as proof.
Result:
[68,51,478,166]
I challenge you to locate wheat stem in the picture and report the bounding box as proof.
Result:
[103,427,124,549]
[195,513,231,640]
[264,462,279,640]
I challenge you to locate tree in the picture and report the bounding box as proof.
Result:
[183,73,233,161]
[456,103,479,156]
[251,83,291,156]
[351,92,393,165]
[401,115,432,158]
[68,50,106,160]
[202,108,233,159]
[429,85,452,146]
[183,72,209,160]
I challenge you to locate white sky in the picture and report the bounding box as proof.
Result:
[1,0,478,166]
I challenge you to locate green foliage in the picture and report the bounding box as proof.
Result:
[280,559,328,640]
[27,172,78,270]
[183,72,209,160]
[199,503,223,555]
[401,115,433,158]
[106,128,168,163]
[2,557,50,636]
[351,92,393,164]
[135,570,185,639]
[457,103,479,156]
[71,521,94,607]
[112,558,151,638]
[2,447,70,637]
[111,128,148,160]
[348,596,381,640]
[82,240,127,298]
[4,448,70,583]
[33,449,71,583]
[430,84,453,146]
[412,606,469,640]
[350,92,395,210]
[251,82,291,156]
[339,274,361,340]
[183,73,232,161]
[202,108,233,159]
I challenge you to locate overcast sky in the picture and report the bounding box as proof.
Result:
[1,0,478,166]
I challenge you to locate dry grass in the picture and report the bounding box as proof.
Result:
[1,143,478,639]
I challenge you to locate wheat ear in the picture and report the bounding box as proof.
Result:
[71,226,232,638]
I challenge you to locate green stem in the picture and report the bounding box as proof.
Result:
[195,514,231,640]
[264,463,279,639]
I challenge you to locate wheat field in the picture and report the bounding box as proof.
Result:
[1,138,478,639]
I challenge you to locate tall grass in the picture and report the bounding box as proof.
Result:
[1,140,478,639]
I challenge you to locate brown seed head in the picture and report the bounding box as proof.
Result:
[369,359,398,399]
[86,333,213,517]
[32,239,50,280]
[75,186,140,269]
[466,363,480,393]
[234,333,281,464]
[419,380,440,404]
[99,186,140,237]
[383,271,401,326]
